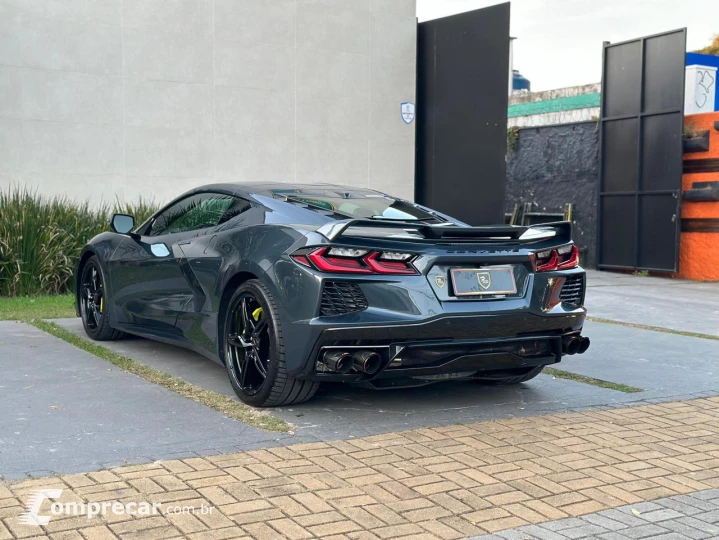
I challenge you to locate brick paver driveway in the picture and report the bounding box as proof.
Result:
[3,396,719,539]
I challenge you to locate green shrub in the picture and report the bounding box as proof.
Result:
[0,188,158,297]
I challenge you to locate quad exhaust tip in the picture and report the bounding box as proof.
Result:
[566,338,581,355]
[353,350,381,375]
[321,350,382,374]
[322,350,353,374]
[564,336,590,355]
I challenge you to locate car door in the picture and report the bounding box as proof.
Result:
[108,192,237,336]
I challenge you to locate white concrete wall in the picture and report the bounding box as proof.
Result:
[0,0,417,205]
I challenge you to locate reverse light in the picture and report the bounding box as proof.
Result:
[379,252,412,261]
[292,247,418,275]
[327,247,369,257]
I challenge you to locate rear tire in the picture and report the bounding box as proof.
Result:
[223,279,319,407]
[473,366,544,385]
[78,256,125,341]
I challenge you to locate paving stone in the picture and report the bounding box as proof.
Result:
[690,489,719,501]
[4,396,719,540]
[635,509,686,522]
[656,499,705,517]
[661,519,717,540]
[560,523,609,538]
[514,524,569,540]
[617,502,663,514]
[494,530,540,540]
[672,496,717,512]
[641,534,693,540]
[675,516,719,536]
[539,518,587,532]
[582,513,630,531]
[692,510,719,524]
[614,524,669,539]
[596,509,648,527]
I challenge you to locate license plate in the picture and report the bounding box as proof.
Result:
[450,267,517,296]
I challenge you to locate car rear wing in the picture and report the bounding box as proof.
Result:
[316,219,572,245]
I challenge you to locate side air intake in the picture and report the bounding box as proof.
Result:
[559,274,585,307]
[320,281,368,316]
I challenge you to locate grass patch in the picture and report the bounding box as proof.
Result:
[0,187,158,296]
[544,367,643,393]
[587,317,719,341]
[0,294,75,321]
[30,319,291,433]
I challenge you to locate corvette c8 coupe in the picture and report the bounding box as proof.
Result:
[75,183,590,407]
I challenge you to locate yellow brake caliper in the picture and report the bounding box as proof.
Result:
[252,307,263,322]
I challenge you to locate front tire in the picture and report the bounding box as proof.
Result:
[79,256,125,341]
[223,279,319,407]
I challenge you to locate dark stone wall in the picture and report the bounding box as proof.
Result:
[506,121,600,267]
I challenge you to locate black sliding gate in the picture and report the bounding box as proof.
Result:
[597,29,686,272]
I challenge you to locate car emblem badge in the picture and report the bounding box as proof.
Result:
[477,271,492,290]
[435,275,446,288]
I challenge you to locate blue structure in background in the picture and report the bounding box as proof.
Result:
[512,70,530,92]
[686,52,719,112]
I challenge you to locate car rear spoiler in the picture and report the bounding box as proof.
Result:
[317,219,572,244]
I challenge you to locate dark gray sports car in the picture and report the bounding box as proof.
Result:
[75,183,589,407]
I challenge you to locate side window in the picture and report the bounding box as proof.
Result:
[148,193,249,237]
[217,198,252,225]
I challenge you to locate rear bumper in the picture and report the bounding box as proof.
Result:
[294,309,586,382]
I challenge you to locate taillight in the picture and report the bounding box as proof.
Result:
[535,249,558,272]
[307,248,373,273]
[534,245,579,272]
[556,245,580,270]
[364,252,417,274]
[292,247,418,275]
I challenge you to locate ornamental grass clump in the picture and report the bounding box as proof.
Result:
[0,187,157,296]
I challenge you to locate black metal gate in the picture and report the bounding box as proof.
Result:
[597,29,686,272]
[415,3,510,226]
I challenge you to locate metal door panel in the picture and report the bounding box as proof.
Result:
[638,195,680,269]
[602,118,638,193]
[600,196,636,267]
[415,2,510,226]
[641,113,683,191]
[598,28,686,272]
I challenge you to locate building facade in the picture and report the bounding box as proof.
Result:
[0,0,417,204]
[508,83,601,128]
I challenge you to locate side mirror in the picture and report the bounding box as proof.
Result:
[111,214,135,234]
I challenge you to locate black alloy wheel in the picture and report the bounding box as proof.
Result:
[223,279,319,407]
[79,256,125,341]
[80,261,104,332]
[226,293,271,396]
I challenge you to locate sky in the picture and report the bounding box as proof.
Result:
[416,0,719,92]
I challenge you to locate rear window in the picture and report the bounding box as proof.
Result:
[272,189,441,221]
